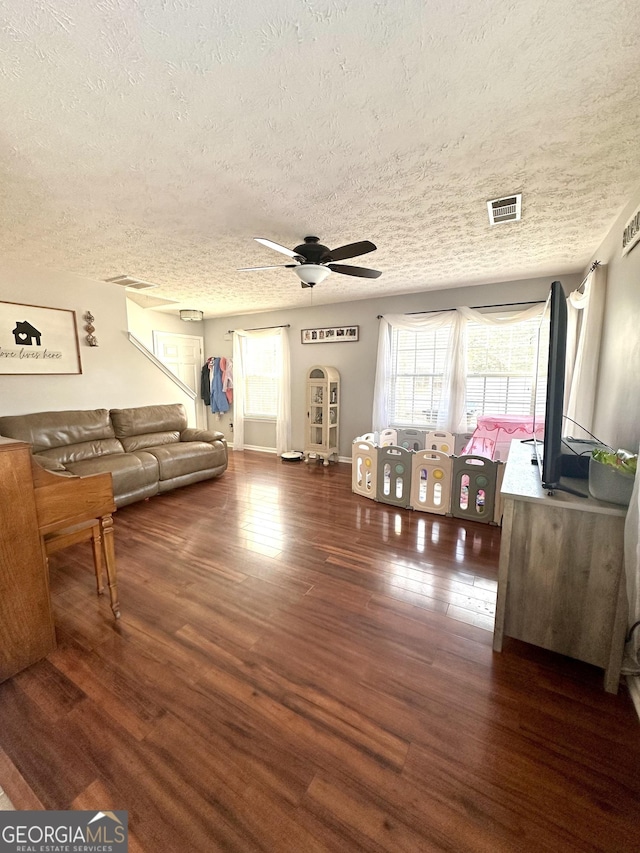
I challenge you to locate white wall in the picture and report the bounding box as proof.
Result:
[126,298,203,351]
[590,182,640,452]
[0,261,195,416]
[204,274,580,458]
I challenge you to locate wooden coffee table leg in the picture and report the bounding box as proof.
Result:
[91,523,105,595]
[99,514,120,619]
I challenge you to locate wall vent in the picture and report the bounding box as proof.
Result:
[487,194,522,225]
[104,274,159,291]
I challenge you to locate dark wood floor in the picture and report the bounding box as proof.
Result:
[1,451,639,852]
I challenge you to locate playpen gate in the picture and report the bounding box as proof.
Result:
[410,450,452,515]
[376,445,412,508]
[451,455,498,523]
[351,440,378,498]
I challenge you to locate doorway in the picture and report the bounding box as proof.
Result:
[152,331,206,429]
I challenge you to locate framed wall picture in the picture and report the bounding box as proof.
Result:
[0,301,82,375]
[301,325,359,344]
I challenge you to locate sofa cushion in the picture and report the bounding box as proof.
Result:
[111,404,187,438]
[142,441,224,481]
[64,451,159,507]
[38,437,126,466]
[0,409,118,453]
[118,430,181,452]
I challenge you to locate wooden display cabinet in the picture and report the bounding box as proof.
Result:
[305,366,340,465]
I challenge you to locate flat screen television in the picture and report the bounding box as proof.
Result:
[533,280,591,497]
[533,281,567,491]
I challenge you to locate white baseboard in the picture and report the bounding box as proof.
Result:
[230,444,350,462]
[229,444,277,454]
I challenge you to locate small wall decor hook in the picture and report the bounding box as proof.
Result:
[84,311,98,347]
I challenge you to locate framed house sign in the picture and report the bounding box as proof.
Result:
[301,325,359,344]
[0,301,82,375]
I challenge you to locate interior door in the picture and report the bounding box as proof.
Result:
[152,331,206,429]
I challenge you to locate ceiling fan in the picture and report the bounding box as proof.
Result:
[238,236,382,287]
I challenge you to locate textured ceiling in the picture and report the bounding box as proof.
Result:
[1,0,639,318]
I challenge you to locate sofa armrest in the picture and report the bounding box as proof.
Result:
[180,428,226,444]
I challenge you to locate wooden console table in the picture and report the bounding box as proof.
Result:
[493,440,628,693]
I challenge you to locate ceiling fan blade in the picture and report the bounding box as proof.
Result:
[328,263,382,279]
[237,264,297,271]
[326,240,377,262]
[254,237,300,259]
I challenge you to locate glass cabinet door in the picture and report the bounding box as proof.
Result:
[308,383,324,446]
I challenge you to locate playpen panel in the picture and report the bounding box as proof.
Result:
[351,440,378,498]
[424,430,455,455]
[410,450,452,515]
[376,445,412,508]
[397,429,425,451]
[378,428,397,447]
[451,455,498,523]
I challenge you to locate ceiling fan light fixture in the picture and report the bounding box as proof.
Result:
[179,309,204,322]
[294,264,331,287]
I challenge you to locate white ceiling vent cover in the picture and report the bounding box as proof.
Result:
[104,274,159,291]
[487,194,522,225]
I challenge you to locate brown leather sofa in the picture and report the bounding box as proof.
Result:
[0,403,228,507]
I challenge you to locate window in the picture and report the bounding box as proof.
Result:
[465,316,544,429]
[389,327,450,427]
[242,335,279,418]
[387,313,545,430]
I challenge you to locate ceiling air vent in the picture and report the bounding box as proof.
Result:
[487,194,522,225]
[104,274,159,291]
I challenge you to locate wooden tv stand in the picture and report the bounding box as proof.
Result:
[493,440,628,693]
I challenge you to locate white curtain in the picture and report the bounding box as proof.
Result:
[564,264,607,436]
[276,328,291,455]
[455,303,545,433]
[372,312,458,433]
[373,303,544,434]
[232,331,247,451]
[231,327,291,455]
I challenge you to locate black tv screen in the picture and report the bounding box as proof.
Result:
[534,280,567,491]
